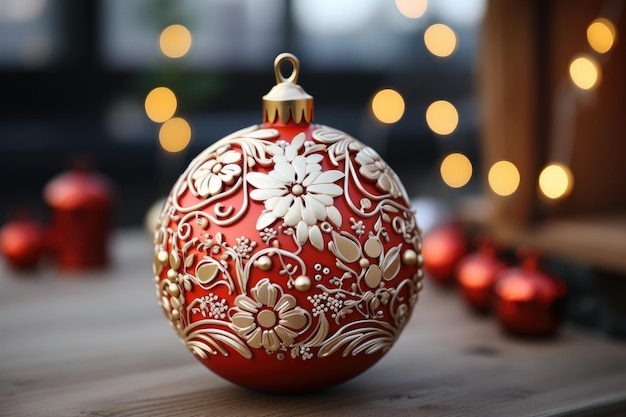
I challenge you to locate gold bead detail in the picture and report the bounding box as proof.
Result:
[157,250,169,265]
[168,282,180,297]
[167,269,178,281]
[294,275,312,292]
[359,258,370,268]
[402,249,419,265]
[256,255,273,271]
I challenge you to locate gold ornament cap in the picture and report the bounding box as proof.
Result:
[263,53,313,124]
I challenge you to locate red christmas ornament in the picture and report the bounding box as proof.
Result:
[0,213,44,271]
[421,223,468,285]
[494,252,566,337]
[44,158,114,271]
[152,54,424,393]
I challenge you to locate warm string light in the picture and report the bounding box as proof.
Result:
[371,89,405,124]
[395,0,428,19]
[440,153,472,188]
[488,161,520,196]
[160,24,192,58]
[424,24,457,58]
[426,100,458,135]
[145,24,193,153]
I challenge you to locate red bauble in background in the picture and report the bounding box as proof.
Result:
[44,158,114,271]
[457,236,507,313]
[494,252,566,337]
[0,214,44,271]
[421,224,468,285]
[152,54,424,393]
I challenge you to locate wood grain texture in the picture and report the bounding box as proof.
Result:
[1,229,626,416]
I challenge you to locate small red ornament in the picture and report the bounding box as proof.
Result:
[152,54,424,393]
[494,251,566,337]
[421,223,468,285]
[457,235,507,313]
[44,157,114,271]
[0,213,44,271]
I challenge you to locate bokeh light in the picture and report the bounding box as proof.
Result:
[145,87,177,123]
[159,24,192,58]
[587,18,616,54]
[371,89,405,124]
[159,117,191,153]
[426,100,458,135]
[424,23,457,57]
[440,153,472,188]
[569,55,601,90]
[395,0,427,19]
[488,160,520,196]
[538,163,574,200]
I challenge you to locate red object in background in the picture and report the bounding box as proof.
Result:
[0,213,44,270]
[494,252,566,337]
[421,224,468,285]
[457,236,508,313]
[44,158,114,271]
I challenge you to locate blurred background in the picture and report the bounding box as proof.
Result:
[1,0,625,335]
[0,0,483,228]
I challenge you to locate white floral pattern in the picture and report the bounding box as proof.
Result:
[246,133,344,251]
[231,278,308,352]
[192,145,243,198]
[355,147,402,198]
[153,124,423,366]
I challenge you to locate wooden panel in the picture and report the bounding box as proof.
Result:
[2,229,626,416]
[478,0,544,225]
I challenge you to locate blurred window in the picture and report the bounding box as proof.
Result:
[0,0,61,68]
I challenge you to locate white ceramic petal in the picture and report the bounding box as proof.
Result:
[272,194,294,218]
[296,220,308,245]
[308,193,333,206]
[292,155,308,183]
[247,172,285,189]
[307,183,343,197]
[284,197,303,227]
[221,150,242,164]
[303,195,326,220]
[309,225,324,251]
[269,144,284,156]
[256,211,278,230]
[301,203,317,226]
[291,132,306,150]
[250,188,286,201]
[273,162,296,183]
[207,175,223,195]
[314,170,344,184]
[306,153,324,164]
[327,205,343,227]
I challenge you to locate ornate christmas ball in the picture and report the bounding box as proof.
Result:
[152,53,424,393]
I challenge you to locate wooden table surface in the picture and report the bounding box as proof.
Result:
[2,229,626,417]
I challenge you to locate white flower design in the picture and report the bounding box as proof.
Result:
[355,147,402,198]
[247,133,344,251]
[231,278,308,352]
[192,146,242,198]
